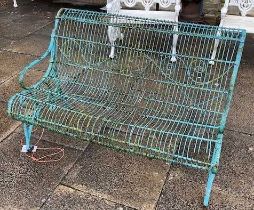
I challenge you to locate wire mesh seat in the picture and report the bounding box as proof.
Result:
[7,9,246,206]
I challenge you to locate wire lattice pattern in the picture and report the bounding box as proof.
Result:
[8,9,245,170]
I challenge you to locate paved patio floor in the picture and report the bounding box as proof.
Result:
[0,1,253,209]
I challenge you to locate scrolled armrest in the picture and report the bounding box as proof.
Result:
[19,49,51,90]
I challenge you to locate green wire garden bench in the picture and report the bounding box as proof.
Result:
[7,8,246,206]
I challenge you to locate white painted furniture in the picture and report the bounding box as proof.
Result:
[106,0,181,61]
[13,0,18,7]
[221,0,254,33]
[210,0,253,65]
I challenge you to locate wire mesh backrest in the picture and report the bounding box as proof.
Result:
[53,9,245,129]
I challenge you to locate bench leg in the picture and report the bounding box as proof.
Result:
[203,168,216,207]
[22,123,37,153]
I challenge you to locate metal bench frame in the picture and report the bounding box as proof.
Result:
[7,9,246,207]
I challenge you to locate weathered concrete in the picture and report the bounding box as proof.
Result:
[0,0,59,18]
[0,14,52,39]
[0,51,47,140]
[62,143,170,210]
[0,132,82,210]
[41,184,135,210]
[227,34,254,135]
[0,38,13,50]
[0,51,33,85]
[156,167,254,210]
[4,33,51,56]
[34,22,54,37]
[215,131,254,199]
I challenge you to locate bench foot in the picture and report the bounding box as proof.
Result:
[203,168,216,207]
[22,123,34,153]
[21,145,37,153]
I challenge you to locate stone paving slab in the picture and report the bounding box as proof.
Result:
[156,130,254,209]
[237,34,254,66]
[156,168,254,210]
[9,4,59,18]
[41,184,136,210]
[4,33,51,56]
[0,38,14,50]
[0,78,23,140]
[227,63,254,135]
[0,51,33,85]
[215,131,254,199]
[34,22,54,37]
[0,51,47,140]
[62,143,170,210]
[227,35,254,135]
[0,14,52,39]
[0,132,82,210]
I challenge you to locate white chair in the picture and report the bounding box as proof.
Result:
[210,0,253,65]
[106,0,182,61]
